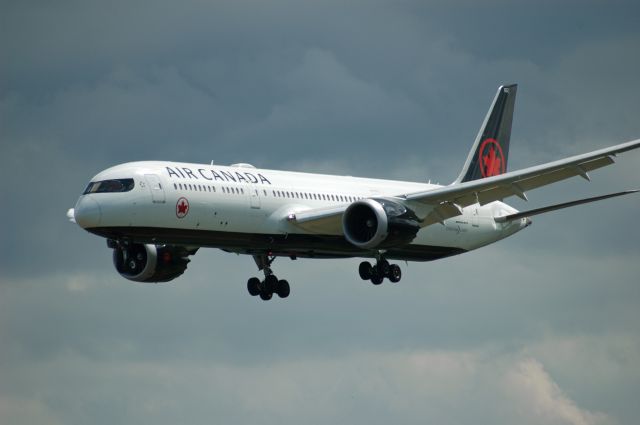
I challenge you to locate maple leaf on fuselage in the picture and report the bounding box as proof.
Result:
[178,201,188,214]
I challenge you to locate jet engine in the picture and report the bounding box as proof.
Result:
[342,198,420,250]
[111,243,193,283]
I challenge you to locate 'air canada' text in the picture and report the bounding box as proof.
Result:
[165,166,272,185]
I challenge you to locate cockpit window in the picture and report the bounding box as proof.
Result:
[83,178,135,194]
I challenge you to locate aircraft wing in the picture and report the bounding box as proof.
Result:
[405,138,640,225]
[290,205,347,234]
[290,138,640,232]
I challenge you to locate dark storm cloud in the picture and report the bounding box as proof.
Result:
[1,1,640,424]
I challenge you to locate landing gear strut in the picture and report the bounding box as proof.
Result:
[247,254,290,301]
[358,256,402,285]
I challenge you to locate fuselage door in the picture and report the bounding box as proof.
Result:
[249,185,261,209]
[144,174,166,204]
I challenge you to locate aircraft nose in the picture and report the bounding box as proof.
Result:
[74,195,102,228]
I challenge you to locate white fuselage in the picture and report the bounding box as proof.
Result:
[73,161,529,261]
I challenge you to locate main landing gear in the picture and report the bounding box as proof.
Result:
[245,254,401,300]
[247,254,290,301]
[358,257,402,285]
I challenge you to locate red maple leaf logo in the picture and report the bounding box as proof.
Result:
[176,197,189,218]
[483,146,502,177]
[479,139,505,177]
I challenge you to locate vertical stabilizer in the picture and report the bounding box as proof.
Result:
[454,84,517,183]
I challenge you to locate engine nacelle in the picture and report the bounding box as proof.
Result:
[112,243,192,283]
[342,198,420,250]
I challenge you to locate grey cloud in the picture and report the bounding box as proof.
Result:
[1,319,625,425]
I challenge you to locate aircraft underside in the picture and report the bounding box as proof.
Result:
[87,226,467,261]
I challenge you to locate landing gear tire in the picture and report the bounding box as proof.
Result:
[259,291,273,301]
[359,261,373,280]
[388,264,402,283]
[247,277,260,296]
[250,255,294,300]
[264,274,279,292]
[370,269,384,285]
[276,280,290,298]
[363,257,401,285]
[377,259,390,278]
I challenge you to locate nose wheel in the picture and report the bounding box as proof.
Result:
[358,258,402,285]
[247,255,290,301]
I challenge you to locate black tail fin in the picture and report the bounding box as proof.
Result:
[454,84,517,183]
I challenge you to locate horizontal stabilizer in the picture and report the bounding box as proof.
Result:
[494,189,639,223]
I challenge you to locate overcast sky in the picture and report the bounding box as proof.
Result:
[2,1,640,424]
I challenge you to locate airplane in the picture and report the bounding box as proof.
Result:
[67,84,640,300]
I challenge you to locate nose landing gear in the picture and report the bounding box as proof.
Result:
[358,257,402,285]
[247,255,290,301]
